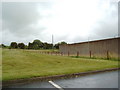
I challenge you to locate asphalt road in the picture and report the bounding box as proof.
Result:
[6,70,118,88]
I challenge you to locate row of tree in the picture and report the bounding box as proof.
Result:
[10,42,26,49]
[28,40,53,49]
[1,39,67,49]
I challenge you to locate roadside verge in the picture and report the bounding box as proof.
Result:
[2,68,120,87]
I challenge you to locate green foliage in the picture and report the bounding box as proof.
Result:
[60,41,67,44]
[54,43,59,49]
[10,42,18,49]
[43,42,53,49]
[33,40,42,45]
[0,44,6,48]
[28,42,34,49]
[3,40,68,50]
[33,39,43,49]
[28,42,40,49]
[25,45,28,49]
[54,41,67,49]
[18,43,25,49]
[28,40,53,49]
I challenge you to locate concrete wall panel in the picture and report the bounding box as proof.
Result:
[59,38,119,59]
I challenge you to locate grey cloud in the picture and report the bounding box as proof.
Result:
[93,20,118,38]
[2,2,53,45]
[2,2,51,37]
[91,1,118,39]
[1,1,119,45]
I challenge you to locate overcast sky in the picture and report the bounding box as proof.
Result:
[1,0,119,45]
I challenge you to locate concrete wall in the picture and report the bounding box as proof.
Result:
[59,37,119,59]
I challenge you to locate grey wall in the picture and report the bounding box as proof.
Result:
[59,37,119,59]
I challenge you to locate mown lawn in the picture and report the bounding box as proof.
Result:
[2,49,118,81]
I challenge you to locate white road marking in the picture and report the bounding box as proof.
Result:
[48,81,64,90]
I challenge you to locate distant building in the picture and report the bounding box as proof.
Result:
[59,37,120,59]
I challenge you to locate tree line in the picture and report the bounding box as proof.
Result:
[0,39,67,49]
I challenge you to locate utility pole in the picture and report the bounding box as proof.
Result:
[52,34,54,51]
[88,36,90,51]
[88,36,90,57]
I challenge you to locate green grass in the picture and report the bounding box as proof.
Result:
[0,48,2,81]
[2,49,119,81]
[70,56,119,61]
[25,49,59,52]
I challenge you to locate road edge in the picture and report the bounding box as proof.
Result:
[2,68,120,87]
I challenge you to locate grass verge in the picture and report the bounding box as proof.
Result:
[2,49,119,81]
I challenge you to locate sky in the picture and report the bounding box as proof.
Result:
[1,0,119,45]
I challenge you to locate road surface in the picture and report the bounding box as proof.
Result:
[6,70,119,88]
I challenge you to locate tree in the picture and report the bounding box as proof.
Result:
[28,42,34,49]
[54,41,67,49]
[25,45,28,49]
[33,40,42,45]
[47,43,53,49]
[33,44,39,49]
[28,40,41,50]
[10,42,18,49]
[42,42,47,49]
[18,43,25,49]
[54,43,59,49]
[0,44,6,48]
[33,39,43,49]
[60,41,67,45]
[42,42,53,49]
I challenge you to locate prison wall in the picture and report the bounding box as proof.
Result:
[59,37,119,59]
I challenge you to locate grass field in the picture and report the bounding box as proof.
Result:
[0,48,2,81]
[2,49,119,81]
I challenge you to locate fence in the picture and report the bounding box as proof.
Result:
[39,51,62,56]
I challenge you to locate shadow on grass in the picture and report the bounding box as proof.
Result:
[70,56,119,61]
